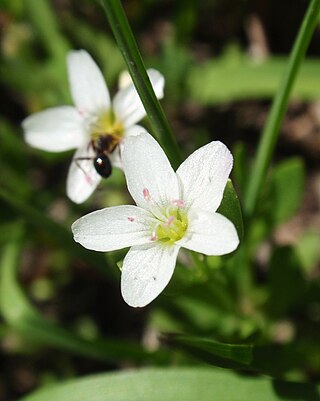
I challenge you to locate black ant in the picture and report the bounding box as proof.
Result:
[75,135,117,179]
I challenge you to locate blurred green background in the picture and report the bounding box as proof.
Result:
[1,1,320,400]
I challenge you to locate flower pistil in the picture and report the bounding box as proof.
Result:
[149,202,188,245]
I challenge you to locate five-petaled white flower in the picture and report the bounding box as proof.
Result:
[72,132,239,307]
[22,50,164,203]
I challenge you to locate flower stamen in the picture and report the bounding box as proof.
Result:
[166,216,175,225]
[151,205,188,245]
[151,231,158,241]
[143,188,151,201]
[172,199,185,208]
[151,222,160,241]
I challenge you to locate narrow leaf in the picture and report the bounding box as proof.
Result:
[244,0,320,217]
[165,333,319,378]
[165,334,253,367]
[100,0,181,167]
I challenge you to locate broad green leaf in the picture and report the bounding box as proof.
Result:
[0,224,167,364]
[20,367,320,401]
[217,179,244,239]
[295,230,320,273]
[188,46,320,104]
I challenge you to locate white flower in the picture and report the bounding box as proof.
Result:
[72,132,239,307]
[22,50,165,204]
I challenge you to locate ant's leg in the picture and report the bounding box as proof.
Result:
[73,156,94,179]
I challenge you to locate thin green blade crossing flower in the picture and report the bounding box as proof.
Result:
[100,0,181,168]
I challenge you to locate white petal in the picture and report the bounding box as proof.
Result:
[122,132,179,211]
[177,210,239,255]
[66,143,101,204]
[22,106,86,152]
[176,141,233,213]
[72,205,154,251]
[110,125,147,170]
[118,70,132,89]
[124,124,148,138]
[113,69,165,127]
[67,50,110,115]
[121,243,179,307]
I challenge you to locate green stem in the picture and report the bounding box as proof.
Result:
[100,0,181,168]
[244,0,320,218]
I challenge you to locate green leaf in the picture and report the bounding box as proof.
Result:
[267,246,306,318]
[295,230,320,273]
[20,367,320,401]
[266,158,305,226]
[243,0,320,218]
[164,334,253,368]
[217,179,244,240]
[188,48,320,104]
[100,0,181,167]
[164,333,319,378]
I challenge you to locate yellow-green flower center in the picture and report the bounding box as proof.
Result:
[90,110,124,149]
[154,207,188,245]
